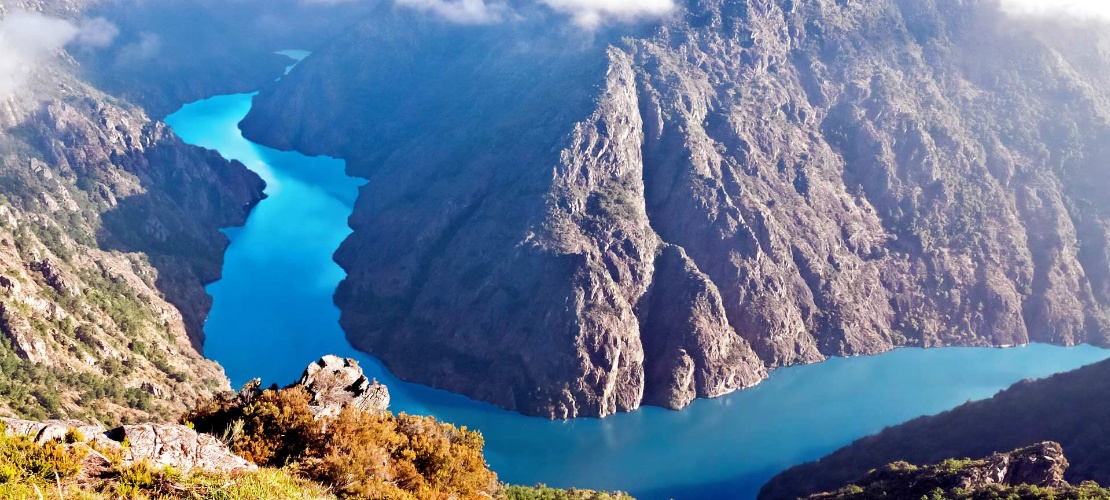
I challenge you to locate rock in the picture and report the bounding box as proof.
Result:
[108,424,257,474]
[76,449,115,482]
[298,355,389,417]
[0,301,54,366]
[1,418,106,445]
[999,442,1069,489]
[0,275,20,294]
[30,258,79,297]
[2,417,255,475]
[800,442,1070,499]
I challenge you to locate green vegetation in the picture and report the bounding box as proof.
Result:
[0,384,633,500]
[816,482,1110,500]
[504,484,634,500]
[185,384,500,499]
[807,450,1110,500]
[0,424,87,486]
[0,333,166,423]
[0,425,334,500]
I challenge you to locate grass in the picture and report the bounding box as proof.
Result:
[0,425,335,500]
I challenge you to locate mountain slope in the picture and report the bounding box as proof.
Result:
[801,442,1110,500]
[243,0,1110,417]
[0,3,264,422]
[760,358,1110,499]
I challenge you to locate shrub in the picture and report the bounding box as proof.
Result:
[185,383,500,499]
[64,428,84,444]
[0,432,87,486]
[504,484,635,500]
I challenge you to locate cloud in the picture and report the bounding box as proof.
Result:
[394,0,508,24]
[76,17,120,48]
[997,0,1110,23]
[0,11,80,99]
[539,0,674,28]
[115,32,162,65]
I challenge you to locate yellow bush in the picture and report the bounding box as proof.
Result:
[185,384,499,499]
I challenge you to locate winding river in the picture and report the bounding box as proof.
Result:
[165,53,1110,500]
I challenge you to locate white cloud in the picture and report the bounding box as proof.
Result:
[76,17,120,48]
[0,11,80,99]
[998,0,1110,23]
[540,0,674,28]
[394,0,508,24]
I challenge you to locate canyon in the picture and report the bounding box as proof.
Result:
[244,0,1110,418]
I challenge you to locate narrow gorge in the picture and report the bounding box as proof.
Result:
[242,0,1110,418]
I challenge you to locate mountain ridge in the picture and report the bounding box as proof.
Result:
[242,0,1110,418]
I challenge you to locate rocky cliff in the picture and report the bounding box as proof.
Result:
[243,0,1110,417]
[0,3,264,422]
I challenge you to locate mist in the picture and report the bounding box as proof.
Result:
[394,0,507,24]
[0,11,78,99]
[0,11,119,99]
[998,0,1110,22]
[539,0,674,28]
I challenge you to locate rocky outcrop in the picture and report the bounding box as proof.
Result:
[804,442,1071,499]
[2,418,110,446]
[297,355,389,417]
[2,417,256,474]
[244,0,1110,418]
[109,424,257,474]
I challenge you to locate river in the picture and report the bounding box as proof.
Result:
[163,53,1110,500]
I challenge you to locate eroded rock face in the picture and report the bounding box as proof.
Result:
[244,0,1110,417]
[298,355,389,417]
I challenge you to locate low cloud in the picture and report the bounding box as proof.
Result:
[0,11,80,98]
[0,11,120,99]
[115,32,162,65]
[76,17,120,48]
[540,0,674,28]
[394,0,507,24]
[998,0,1110,23]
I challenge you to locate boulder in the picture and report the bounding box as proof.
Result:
[298,355,389,417]
[2,418,255,475]
[109,424,257,474]
[1,418,106,446]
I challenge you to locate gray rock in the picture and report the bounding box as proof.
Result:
[1,418,106,445]
[109,424,257,474]
[2,417,255,475]
[298,355,389,417]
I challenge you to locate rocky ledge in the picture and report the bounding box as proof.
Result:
[1,417,256,476]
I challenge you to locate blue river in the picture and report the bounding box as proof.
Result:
[164,54,1110,500]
